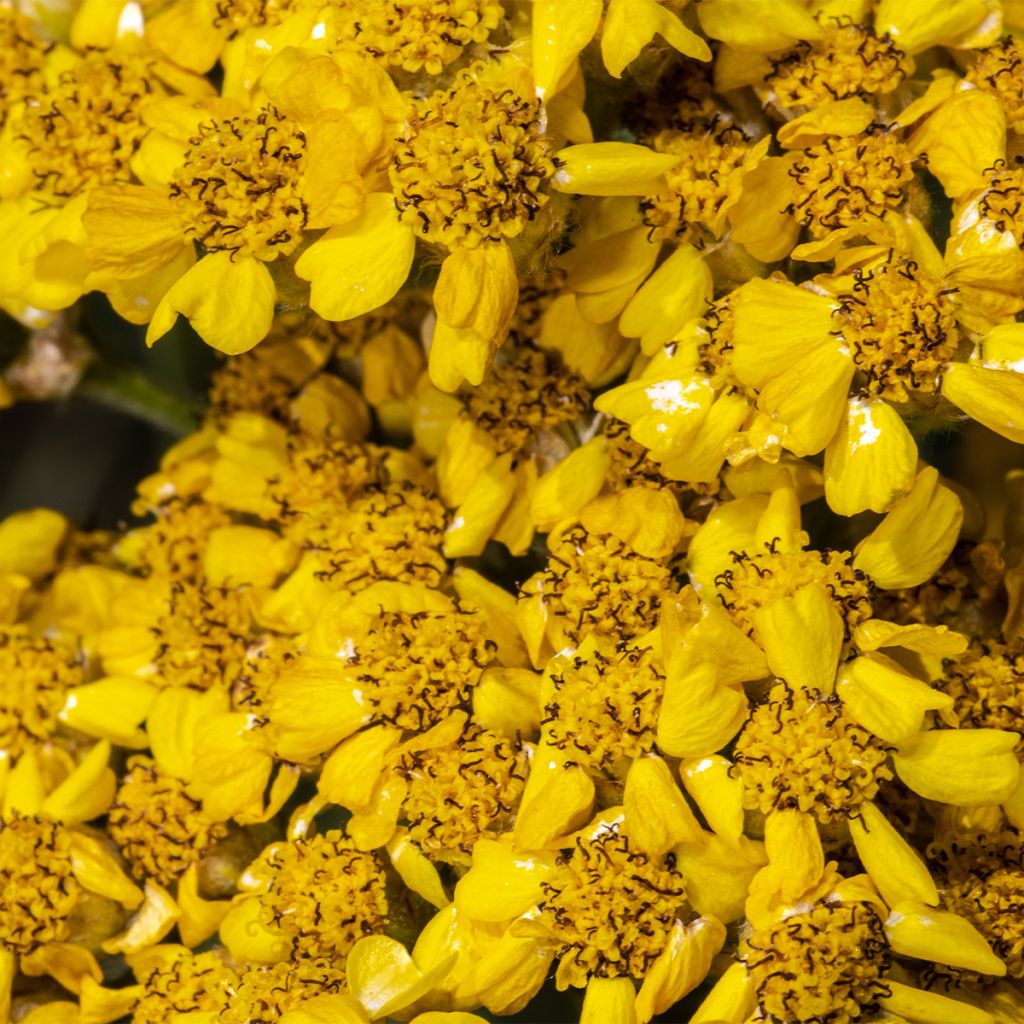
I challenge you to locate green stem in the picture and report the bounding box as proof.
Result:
[77,363,200,437]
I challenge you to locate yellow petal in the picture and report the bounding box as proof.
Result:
[0,508,67,578]
[295,193,415,322]
[147,685,228,782]
[635,916,725,1024]
[877,0,994,53]
[20,942,101,995]
[177,863,231,948]
[41,740,115,824]
[387,831,449,909]
[78,977,142,1024]
[697,0,823,50]
[581,975,637,1024]
[760,809,824,903]
[728,156,801,261]
[530,437,610,531]
[472,667,541,737]
[753,583,842,691]
[279,994,371,1024]
[514,765,595,849]
[59,677,155,748]
[880,981,995,1024]
[894,728,1020,806]
[836,652,954,745]
[675,834,765,924]
[532,0,602,99]
[942,362,1024,444]
[852,619,968,656]
[454,840,555,921]
[434,244,517,340]
[147,252,275,354]
[619,244,712,355]
[624,755,703,856]
[688,962,756,1024]
[579,486,685,560]
[594,374,714,452]
[347,935,455,1020]
[776,98,876,148]
[886,902,1005,975]
[101,881,179,955]
[203,525,298,587]
[680,755,745,848]
[658,653,747,758]
[853,467,963,589]
[218,895,290,962]
[602,0,710,79]
[848,801,939,908]
[909,90,1005,196]
[83,185,185,277]
[444,455,518,559]
[552,143,680,197]
[824,397,917,515]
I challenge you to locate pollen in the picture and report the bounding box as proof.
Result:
[138,497,231,581]
[245,831,388,959]
[786,129,913,237]
[132,949,239,1024]
[928,829,1024,981]
[153,579,251,689]
[977,158,1024,246]
[212,0,295,33]
[835,254,960,403]
[542,645,665,774]
[765,20,910,111]
[0,6,49,128]
[268,439,388,544]
[734,683,893,823]
[398,723,526,861]
[341,608,495,731]
[108,756,228,885]
[20,51,152,198]
[641,121,757,245]
[0,813,79,955]
[534,525,672,647]
[389,61,556,249]
[941,639,1024,754]
[0,628,83,759]
[714,544,874,640]
[740,898,891,1024]
[463,346,590,455]
[538,819,688,988]
[217,957,346,1024]
[170,106,308,261]
[332,0,504,76]
[967,37,1024,133]
[314,481,448,593]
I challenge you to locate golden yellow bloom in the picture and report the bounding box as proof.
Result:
[130,946,239,1024]
[108,755,228,885]
[0,5,50,129]
[967,36,1024,133]
[941,639,1024,752]
[329,0,502,75]
[0,627,82,758]
[129,497,231,581]
[216,956,347,1023]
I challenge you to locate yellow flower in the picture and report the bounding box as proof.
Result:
[696,808,1007,1024]
[83,49,403,352]
[453,812,726,1023]
[729,240,1024,514]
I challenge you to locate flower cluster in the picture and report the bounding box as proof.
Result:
[5,3,1024,1024]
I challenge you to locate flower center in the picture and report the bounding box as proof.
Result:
[217,958,346,1024]
[741,899,891,1024]
[765,21,909,111]
[695,293,740,386]
[928,830,1024,981]
[213,0,294,32]
[0,6,49,128]
[967,38,1024,133]
[539,821,688,987]
[0,813,79,955]
[133,949,239,1024]
[389,61,555,249]
[463,346,590,455]
[977,158,1024,246]
[153,580,252,689]
[398,723,525,860]
[735,683,893,823]
[0,629,82,758]
[942,640,1024,755]
[170,106,309,262]
[208,343,319,424]
[140,498,231,581]
[624,60,719,144]
[332,0,504,76]
[246,831,387,959]
[342,609,495,731]
[535,525,672,646]
[836,255,960,403]
[641,121,756,244]
[268,439,388,543]
[21,52,152,198]
[314,482,448,593]
[714,544,873,640]
[787,130,913,236]
[543,645,665,774]
[109,756,227,885]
